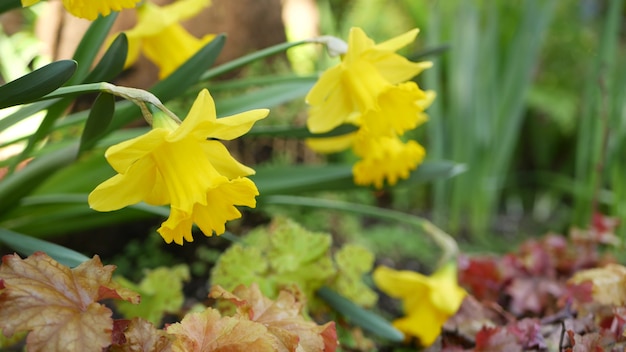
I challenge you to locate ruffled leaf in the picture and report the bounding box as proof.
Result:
[0,253,139,352]
[210,284,338,352]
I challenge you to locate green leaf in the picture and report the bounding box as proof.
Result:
[83,33,128,84]
[0,227,89,267]
[252,161,466,195]
[317,286,404,342]
[115,265,190,324]
[150,34,226,102]
[79,93,115,154]
[68,12,119,85]
[106,34,227,132]
[200,40,308,80]
[0,60,76,109]
[0,144,78,216]
[248,124,358,139]
[0,0,21,14]
[215,76,316,116]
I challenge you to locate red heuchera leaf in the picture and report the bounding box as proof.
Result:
[505,277,563,315]
[507,318,546,349]
[0,252,139,352]
[210,283,338,352]
[474,326,521,352]
[167,307,277,352]
[108,318,173,352]
[457,255,503,302]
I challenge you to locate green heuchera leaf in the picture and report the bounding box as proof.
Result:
[210,217,336,302]
[115,265,190,325]
[332,244,377,307]
[209,244,274,295]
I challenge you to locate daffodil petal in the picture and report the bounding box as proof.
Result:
[375,28,419,52]
[305,132,356,154]
[158,208,195,245]
[306,88,356,134]
[62,0,141,20]
[163,0,211,22]
[88,156,156,211]
[393,309,447,346]
[105,129,168,174]
[193,177,259,237]
[372,266,430,298]
[153,138,224,211]
[174,89,217,140]
[204,109,270,141]
[344,27,376,62]
[305,65,342,106]
[201,141,256,178]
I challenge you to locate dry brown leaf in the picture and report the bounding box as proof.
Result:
[210,283,338,352]
[108,318,173,352]
[0,252,140,352]
[167,307,276,352]
[569,264,626,306]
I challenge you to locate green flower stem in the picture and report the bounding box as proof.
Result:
[200,40,309,81]
[259,195,459,268]
[39,82,182,125]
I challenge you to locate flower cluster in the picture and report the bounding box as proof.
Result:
[373,263,467,346]
[306,27,435,188]
[88,89,268,245]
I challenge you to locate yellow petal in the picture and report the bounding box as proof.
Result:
[105,129,168,174]
[152,138,223,211]
[141,26,215,79]
[88,157,156,211]
[174,89,268,141]
[21,0,39,6]
[375,28,419,52]
[353,135,425,189]
[305,65,342,106]
[163,0,211,22]
[372,266,430,298]
[341,59,389,113]
[344,27,376,63]
[158,208,195,245]
[201,141,256,178]
[61,0,141,20]
[193,177,259,237]
[305,132,356,154]
[360,82,431,136]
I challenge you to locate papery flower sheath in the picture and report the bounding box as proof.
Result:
[88,89,268,245]
[22,0,140,20]
[121,0,214,78]
[306,27,432,133]
[373,263,467,346]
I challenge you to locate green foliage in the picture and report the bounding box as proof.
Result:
[115,265,190,325]
[210,217,377,308]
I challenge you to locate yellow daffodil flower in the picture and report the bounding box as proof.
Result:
[372,263,467,347]
[306,27,432,133]
[359,82,434,137]
[22,0,140,20]
[88,89,268,245]
[352,132,426,189]
[122,0,214,78]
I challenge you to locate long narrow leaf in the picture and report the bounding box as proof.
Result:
[317,286,404,342]
[0,228,89,267]
[0,60,76,109]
